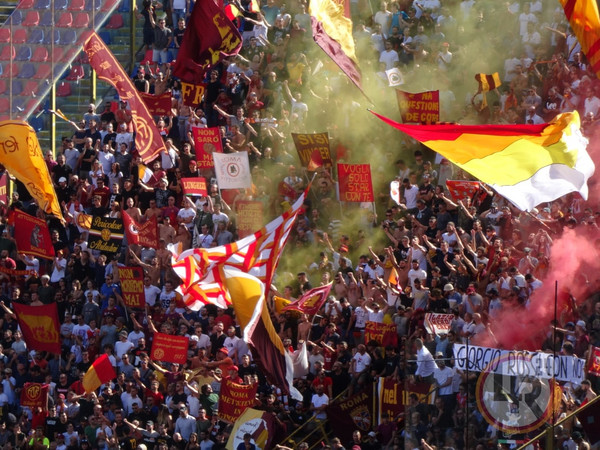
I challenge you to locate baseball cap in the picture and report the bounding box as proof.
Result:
[218,347,229,355]
[368,431,376,437]
[576,320,586,328]
[443,283,454,292]
[228,365,239,371]
[59,177,67,183]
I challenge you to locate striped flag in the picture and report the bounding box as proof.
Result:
[475,72,501,110]
[371,110,595,211]
[560,0,600,75]
[171,188,309,310]
[82,354,116,393]
[138,164,154,183]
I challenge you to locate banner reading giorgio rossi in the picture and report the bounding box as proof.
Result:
[88,216,124,255]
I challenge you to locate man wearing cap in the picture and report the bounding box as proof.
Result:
[174,404,196,441]
[123,417,160,448]
[574,320,590,357]
[518,247,539,275]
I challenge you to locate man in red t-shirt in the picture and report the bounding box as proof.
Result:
[311,369,333,398]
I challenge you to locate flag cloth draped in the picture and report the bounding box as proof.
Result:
[13,303,61,354]
[282,283,333,316]
[83,32,166,163]
[171,188,308,310]
[172,0,242,85]
[560,0,600,76]
[309,0,363,95]
[0,121,63,220]
[371,110,595,211]
[82,354,116,393]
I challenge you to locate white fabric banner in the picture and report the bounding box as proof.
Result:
[213,152,252,189]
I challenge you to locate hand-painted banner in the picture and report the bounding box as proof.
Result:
[424,313,454,336]
[181,177,208,197]
[139,92,172,116]
[118,266,145,308]
[337,164,374,202]
[151,332,189,364]
[0,173,7,205]
[83,32,166,163]
[235,201,263,238]
[123,211,159,248]
[13,302,61,354]
[13,210,55,260]
[193,127,223,168]
[364,321,398,348]
[218,378,258,423]
[20,383,49,410]
[291,133,332,168]
[446,180,487,203]
[588,346,600,376]
[0,121,63,220]
[0,266,36,276]
[181,83,206,107]
[213,152,252,189]
[396,90,440,124]
[227,408,282,450]
[377,378,433,422]
[453,343,586,384]
[88,216,124,255]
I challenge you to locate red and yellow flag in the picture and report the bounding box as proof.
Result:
[13,303,61,354]
[282,283,333,316]
[561,0,600,75]
[83,32,166,163]
[82,354,116,393]
[0,122,62,220]
[371,110,595,211]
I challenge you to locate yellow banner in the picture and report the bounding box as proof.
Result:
[0,121,63,221]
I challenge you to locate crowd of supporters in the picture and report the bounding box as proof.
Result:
[0,0,598,448]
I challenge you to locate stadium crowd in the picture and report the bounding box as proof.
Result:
[0,0,599,448]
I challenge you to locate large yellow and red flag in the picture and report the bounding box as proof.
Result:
[561,0,600,75]
[372,111,595,211]
[0,122,63,221]
[82,354,116,393]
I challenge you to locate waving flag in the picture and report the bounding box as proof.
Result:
[172,188,309,310]
[371,111,595,211]
[561,0,600,75]
[309,0,363,96]
[123,211,159,248]
[224,267,300,399]
[172,0,242,84]
[475,72,501,110]
[82,354,116,393]
[282,283,333,316]
[13,210,55,260]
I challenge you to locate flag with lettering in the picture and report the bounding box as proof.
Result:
[396,90,440,124]
[327,388,374,443]
[118,266,145,308]
[337,163,374,202]
[181,177,208,197]
[181,83,206,107]
[122,211,158,248]
[139,91,172,116]
[193,127,223,168]
[13,303,61,354]
[0,173,7,204]
[235,201,264,238]
[13,209,55,260]
[0,121,63,220]
[377,379,434,421]
[291,133,332,169]
[213,152,252,189]
[20,383,49,410]
[172,0,242,84]
[151,332,189,365]
[424,313,455,336]
[83,32,166,163]
[364,321,398,348]
[88,216,124,255]
[282,283,333,316]
[218,378,259,423]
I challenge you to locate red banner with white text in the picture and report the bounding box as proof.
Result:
[151,332,189,365]
[193,127,223,168]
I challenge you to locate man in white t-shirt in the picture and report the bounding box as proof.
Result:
[349,344,372,396]
[379,40,399,70]
[310,385,329,420]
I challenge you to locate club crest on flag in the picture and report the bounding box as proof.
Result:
[351,404,372,431]
[386,67,404,86]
